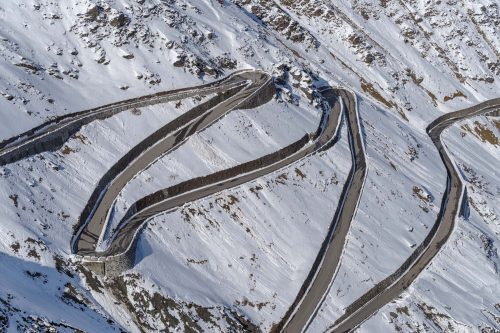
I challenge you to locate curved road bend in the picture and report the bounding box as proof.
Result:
[74,84,344,258]
[0,72,249,167]
[326,98,500,333]
[275,89,367,333]
[74,71,271,254]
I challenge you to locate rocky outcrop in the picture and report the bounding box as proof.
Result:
[233,0,319,48]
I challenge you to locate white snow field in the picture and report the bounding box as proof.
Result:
[0,0,499,331]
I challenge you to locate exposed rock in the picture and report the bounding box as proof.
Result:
[14,61,41,73]
[216,56,237,69]
[165,40,175,49]
[85,5,102,21]
[173,55,186,67]
[109,13,129,28]
[2,93,14,101]
[204,66,216,76]
[121,52,134,59]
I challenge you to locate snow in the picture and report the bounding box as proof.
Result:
[358,115,500,332]
[0,0,499,331]
[306,92,449,332]
[104,99,321,242]
[132,116,351,330]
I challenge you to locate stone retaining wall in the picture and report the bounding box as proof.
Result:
[81,235,138,277]
[333,104,500,327]
[72,84,246,251]
[237,78,275,110]
[120,132,309,225]
[0,76,247,166]
[92,134,307,277]
[77,76,277,277]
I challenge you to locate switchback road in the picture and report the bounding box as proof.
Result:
[4,67,494,333]
[73,70,272,255]
[74,79,346,263]
[275,89,366,333]
[326,98,500,333]
[0,72,249,166]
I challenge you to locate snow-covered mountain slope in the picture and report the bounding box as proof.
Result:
[126,120,351,331]
[0,0,499,332]
[358,115,500,333]
[103,99,321,245]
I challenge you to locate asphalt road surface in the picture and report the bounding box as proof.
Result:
[326,98,500,333]
[74,81,345,259]
[276,89,366,333]
[4,67,495,333]
[74,71,271,255]
[0,72,247,166]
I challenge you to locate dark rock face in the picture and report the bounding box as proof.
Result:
[109,13,129,28]
[216,56,237,70]
[85,5,102,21]
[173,55,186,67]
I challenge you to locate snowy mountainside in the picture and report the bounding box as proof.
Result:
[359,115,500,333]
[0,0,499,332]
[104,99,321,245]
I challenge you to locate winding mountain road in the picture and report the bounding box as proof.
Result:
[275,89,366,333]
[73,80,346,263]
[0,72,250,166]
[3,66,497,333]
[325,98,500,333]
[73,70,272,256]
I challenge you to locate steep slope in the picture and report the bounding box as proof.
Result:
[0,0,499,332]
[358,115,500,333]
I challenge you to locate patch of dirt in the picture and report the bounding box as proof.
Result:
[8,194,18,208]
[412,186,431,202]
[443,90,466,102]
[62,283,92,309]
[493,119,500,132]
[187,258,208,265]
[131,108,141,115]
[10,242,20,253]
[61,145,76,155]
[249,185,263,199]
[473,121,499,145]
[361,80,394,109]
[54,255,74,278]
[295,168,306,179]
[78,265,104,293]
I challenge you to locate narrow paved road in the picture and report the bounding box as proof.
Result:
[326,98,500,333]
[98,90,342,257]
[74,71,271,255]
[0,73,247,166]
[6,66,494,333]
[75,83,345,259]
[275,89,366,333]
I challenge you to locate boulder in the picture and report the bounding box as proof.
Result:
[109,13,129,28]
